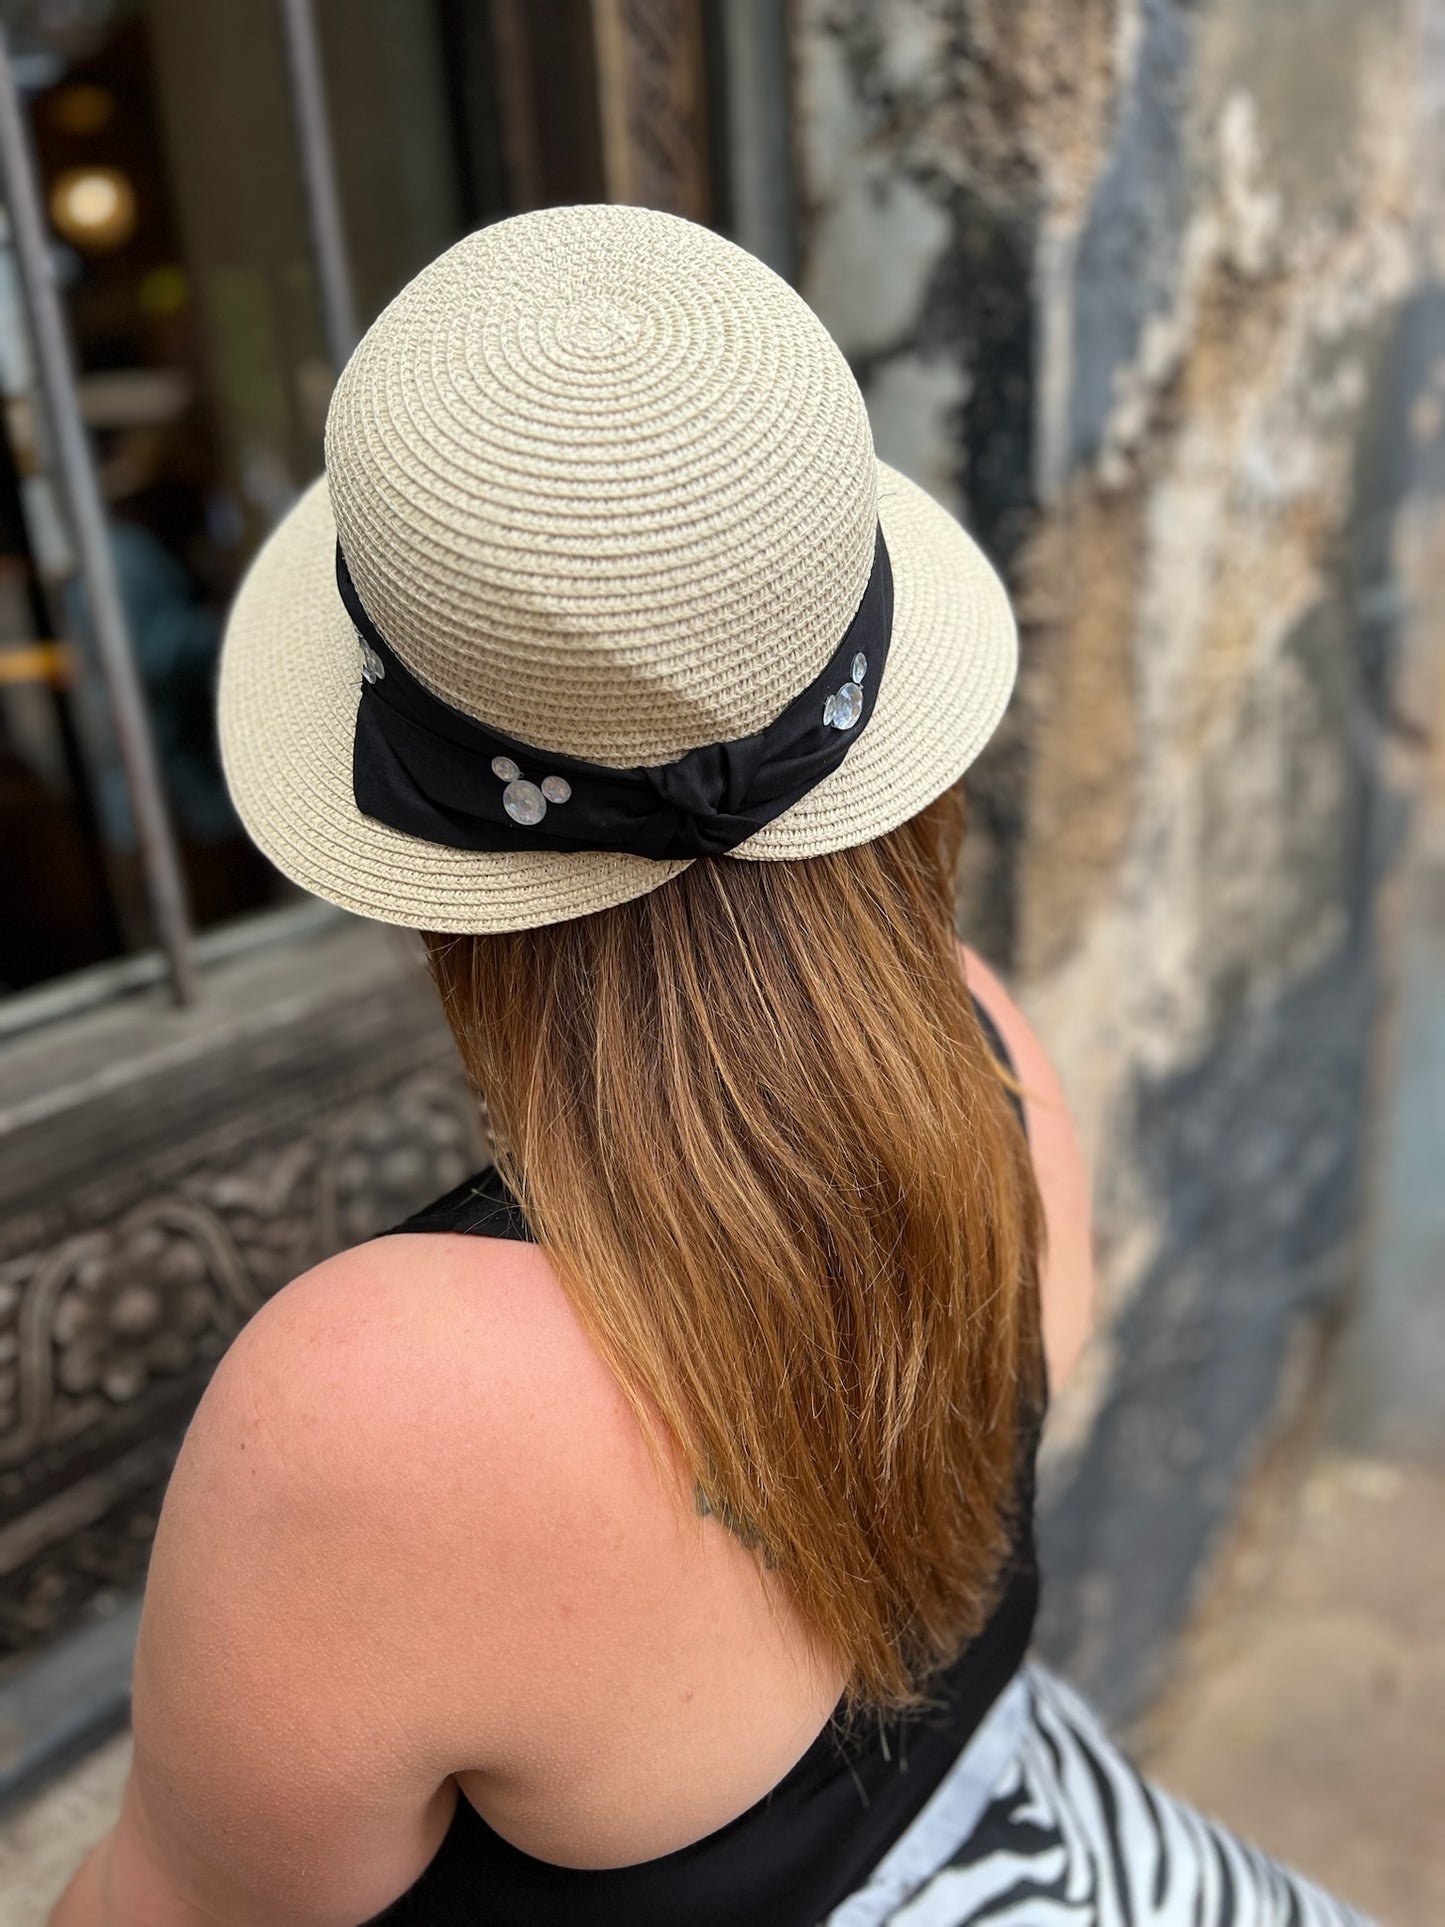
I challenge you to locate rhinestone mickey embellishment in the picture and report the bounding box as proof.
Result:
[358,635,386,684]
[823,651,867,731]
[492,756,572,827]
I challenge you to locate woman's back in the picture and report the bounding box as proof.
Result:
[363,983,1050,1916]
[88,950,1055,1927]
[369,1206,855,1875]
[113,1098,1037,1926]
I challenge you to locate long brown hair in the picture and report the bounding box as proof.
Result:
[424,786,1042,1717]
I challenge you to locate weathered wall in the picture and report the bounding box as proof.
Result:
[792,0,1445,1718]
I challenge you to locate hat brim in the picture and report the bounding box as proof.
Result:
[217,462,1017,934]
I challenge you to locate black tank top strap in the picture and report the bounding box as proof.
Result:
[383,1161,533,1242]
[972,994,1027,1141]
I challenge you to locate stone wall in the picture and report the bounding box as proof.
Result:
[791,0,1445,1718]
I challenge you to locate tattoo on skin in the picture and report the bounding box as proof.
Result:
[695,1482,779,1570]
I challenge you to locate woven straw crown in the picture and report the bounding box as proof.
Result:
[328,205,879,767]
[218,204,1019,934]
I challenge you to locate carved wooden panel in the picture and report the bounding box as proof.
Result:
[0,920,486,1668]
[0,1067,476,1472]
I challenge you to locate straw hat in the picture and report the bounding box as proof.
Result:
[218,204,1016,933]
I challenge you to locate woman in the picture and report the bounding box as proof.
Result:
[53,206,1367,1927]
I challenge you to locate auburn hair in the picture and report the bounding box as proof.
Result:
[423,785,1042,1717]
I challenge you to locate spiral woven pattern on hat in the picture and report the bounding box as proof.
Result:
[325,205,879,768]
[218,204,1019,933]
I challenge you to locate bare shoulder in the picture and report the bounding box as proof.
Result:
[113,1231,663,1924]
[181,1228,660,1613]
[957,943,1095,1392]
[212,1229,602,1481]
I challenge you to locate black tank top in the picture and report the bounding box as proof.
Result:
[368,1006,1042,1927]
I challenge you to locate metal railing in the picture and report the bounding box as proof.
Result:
[0,29,198,1005]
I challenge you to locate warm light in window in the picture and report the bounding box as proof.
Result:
[49,167,137,252]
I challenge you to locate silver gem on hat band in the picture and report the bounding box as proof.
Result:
[824,652,867,731]
[337,525,893,862]
[492,756,573,826]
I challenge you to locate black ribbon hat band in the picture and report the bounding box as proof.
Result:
[340,527,893,863]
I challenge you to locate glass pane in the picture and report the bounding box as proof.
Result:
[0,1,294,990]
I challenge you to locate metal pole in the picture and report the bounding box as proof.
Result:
[277,0,358,372]
[0,33,197,1006]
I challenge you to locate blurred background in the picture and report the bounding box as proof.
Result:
[0,1,1440,1920]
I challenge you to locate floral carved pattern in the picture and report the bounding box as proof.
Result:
[0,1070,483,1470]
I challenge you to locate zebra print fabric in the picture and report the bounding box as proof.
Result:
[827,1665,1373,1927]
